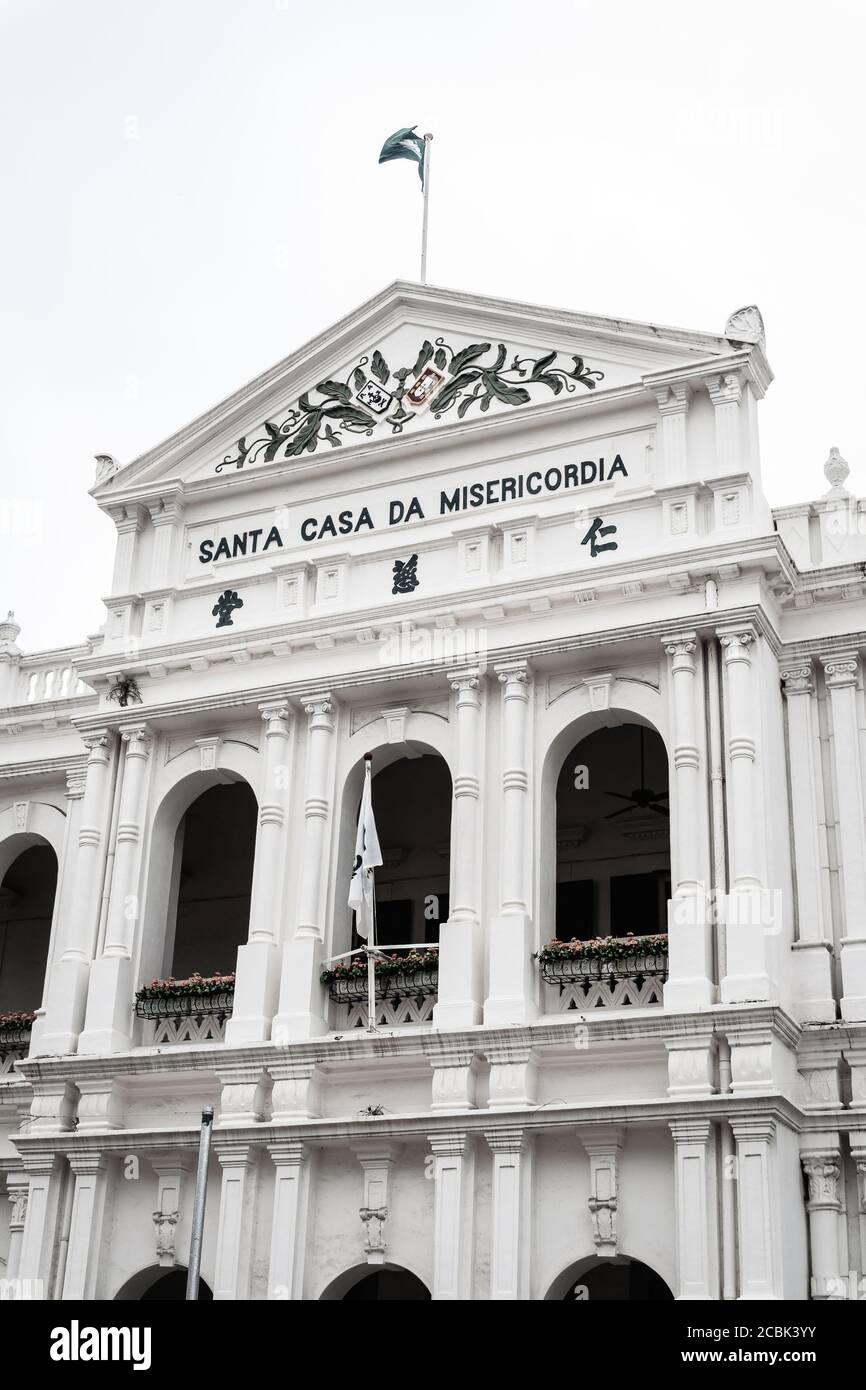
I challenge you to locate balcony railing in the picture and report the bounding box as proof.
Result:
[535,934,668,1011]
[321,946,439,1030]
[0,1013,34,1074]
[134,974,235,1044]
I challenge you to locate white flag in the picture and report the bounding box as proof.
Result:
[348,760,382,941]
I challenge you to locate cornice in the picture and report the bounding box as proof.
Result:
[92,280,740,505]
[0,753,88,784]
[7,1093,806,1156]
[13,1004,800,1090]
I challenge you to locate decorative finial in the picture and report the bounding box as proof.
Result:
[724,305,765,349]
[823,446,850,494]
[0,610,21,650]
[94,454,120,483]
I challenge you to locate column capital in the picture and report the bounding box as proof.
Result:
[301,690,335,724]
[65,764,88,800]
[801,1150,842,1210]
[108,503,147,535]
[730,1116,775,1144]
[820,651,860,689]
[119,722,150,755]
[259,698,292,729]
[669,1118,713,1144]
[661,630,697,661]
[81,728,112,757]
[267,1141,308,1168]
[780,661,815,696]
[484,1126,529,1155]
[448,666,484,693]
[428,1130,472,1158]
[717,625,757,661]
[648,379,691,414]
[705,370,744,407]
[67,1151,108,1178]
[494,659,532,688]
[146,495,185,526]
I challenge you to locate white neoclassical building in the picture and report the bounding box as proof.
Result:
[1,283,865,1302]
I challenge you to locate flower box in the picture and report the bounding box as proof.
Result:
[534,934,668,985]
[321,950,439,1003]
[0,1012,35,1049]
[134,974,235,1020]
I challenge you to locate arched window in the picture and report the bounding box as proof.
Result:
[0,843,57,1011]
[549,1255,674,1301]
[164,782,257,979]
[320,1263,431,1300]
[347,753,452,950]
[555,722,670,940]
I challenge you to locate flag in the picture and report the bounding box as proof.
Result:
[348,758,382,941]
[378,126,426,187]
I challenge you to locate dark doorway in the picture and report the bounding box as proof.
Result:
[556,723,670,939]
[169,782,257,978]
[563,1258,674,1301]
[0,844,57,1011]
[343,1269,431,1301]
[351,754,451,949]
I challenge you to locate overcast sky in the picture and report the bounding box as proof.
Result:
[1,0,863,653]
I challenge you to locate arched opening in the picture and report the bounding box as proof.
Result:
[548,1255,674,1301]
[114,1266,213,1300]
[320,1263,431,1301]
[0,841,57,1012]
[555,722,670,940]
[339,750,452,952]
[164,782,257,979]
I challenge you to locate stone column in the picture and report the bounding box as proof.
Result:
[430,1131,475,1300]
[267,1141,311,1299]
[5,1175,28,1282]
[780,663,835,1022]
[822,653,866,1020]
[706,371,743,474]
[61,1154,110,1299]
[16,1153,64,1295]
[719,627,775,1003]
[661,632,714,1007]
[147,496,183,589]
[38,731,114,1054]
[670,1119,719,1299]
[109,506,144,595]
[79,724,151,1054]
[227,700,293,1045]
[800,1139,844,1300]
[485,1127,532,1300]
[486,662,536,1025]
[212,1141,258,1300]
[730,1117,781,1299]
[649,380,691,486]
[274,694,335,1040]
[435,669,484,1028]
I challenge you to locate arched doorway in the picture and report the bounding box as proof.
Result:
[338,750,453,952]
[548,1255,674,1301]
[115,1266,213,1300]
[164,782,258,979]
[321,1264,431,1301]
[0,841,57,1012]
[555,722,670,940]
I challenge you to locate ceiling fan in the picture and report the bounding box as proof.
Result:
[604,725,669,818]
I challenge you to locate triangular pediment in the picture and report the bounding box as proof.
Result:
[92,281,755,500]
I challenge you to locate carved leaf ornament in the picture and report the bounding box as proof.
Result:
[216,338,604,472]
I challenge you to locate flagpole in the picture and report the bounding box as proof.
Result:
[364,754,378,1033]
[420,133,432,284]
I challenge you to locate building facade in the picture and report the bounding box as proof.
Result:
[1,283,865,1301]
